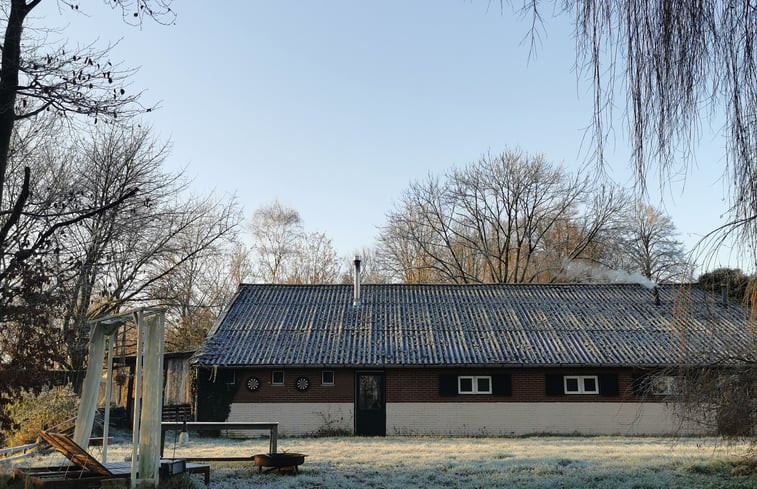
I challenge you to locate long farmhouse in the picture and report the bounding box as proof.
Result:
[192,275,753,436]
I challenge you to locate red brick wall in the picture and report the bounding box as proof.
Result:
[386,368,636,402]
[232,368,353,403]
[511,368,636,402]
[227,367,641,403]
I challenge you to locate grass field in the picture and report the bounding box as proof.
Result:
[8,435,757,489]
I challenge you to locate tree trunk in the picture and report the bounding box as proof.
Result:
[0,1,28,207]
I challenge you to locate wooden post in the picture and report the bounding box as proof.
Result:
[102,335,115,463]
[130,311,144,488]
[73,324,106,449]
[137,311,165,487]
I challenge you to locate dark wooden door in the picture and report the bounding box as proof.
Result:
[355,372,386,436]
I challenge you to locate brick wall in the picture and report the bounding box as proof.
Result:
[227,367,643,404]
[386,367,638,402]
[218,367,695,436]
[232,368,354,403]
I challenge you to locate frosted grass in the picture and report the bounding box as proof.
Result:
[15,435,756,488]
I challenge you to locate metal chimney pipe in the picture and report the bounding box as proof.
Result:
[721,285,728,307]
[353,256,361,307]
[652,286,660,306]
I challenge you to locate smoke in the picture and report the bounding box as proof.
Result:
[563,261,658,289]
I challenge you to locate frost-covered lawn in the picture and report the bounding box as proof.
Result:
[14,435,757,489]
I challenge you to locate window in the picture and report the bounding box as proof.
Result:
[650,375,677,395]
[458,376,492,394]
[322,370,335,385]
[272,371,284,385]
[564,375,599,394]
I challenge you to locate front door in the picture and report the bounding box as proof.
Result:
[355,372,386,436]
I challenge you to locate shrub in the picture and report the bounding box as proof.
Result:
[192,368,234,429]
[0,385,78,446]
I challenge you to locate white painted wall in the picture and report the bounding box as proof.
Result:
[228,403,353,436]
[387,402,707,436]
[227,402,706,436]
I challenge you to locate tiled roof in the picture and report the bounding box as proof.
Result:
[193,284,755,368]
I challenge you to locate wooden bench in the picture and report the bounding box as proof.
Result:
[162,404,192,422]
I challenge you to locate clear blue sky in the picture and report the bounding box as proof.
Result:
[31,1,741,273]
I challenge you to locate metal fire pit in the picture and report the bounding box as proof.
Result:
[253,452,306,473]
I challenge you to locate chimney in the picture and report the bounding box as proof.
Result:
[353,256,361,307]
[721,284,728,307]
[652,286,660,306]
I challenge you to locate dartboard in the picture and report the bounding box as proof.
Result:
[295,376,310,391]
[246,376,260,392]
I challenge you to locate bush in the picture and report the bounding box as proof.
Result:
[0,385,78,446]
[192,368,233,431]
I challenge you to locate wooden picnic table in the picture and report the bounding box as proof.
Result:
[160,421,279,458]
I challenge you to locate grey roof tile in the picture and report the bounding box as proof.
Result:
[194,283,755,368]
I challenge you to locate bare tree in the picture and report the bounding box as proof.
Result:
[0,1,175,274]
[377,197,446,284]
[227,240,254,285]
[616,201,690,283]
[247,200,303,283]
[152,236,247,352]
[245,201,347,284]
[43,124,240,369]
[379,150,628,284]
[286,231,341,284]
[0,2,175,383]
[0,0,174,201]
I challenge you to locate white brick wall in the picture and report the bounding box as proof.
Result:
[228,403,353,436]
[386,402,705,436]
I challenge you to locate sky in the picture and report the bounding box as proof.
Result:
[29,1,744,274]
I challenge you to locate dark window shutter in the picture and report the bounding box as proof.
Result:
[492,375,511,396]
[439,375,458,397]
[598,374,619,397]
[545,374,564,396]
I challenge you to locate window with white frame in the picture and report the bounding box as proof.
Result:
[322,370,335,385]
[272,370,285,385]
[458,376,492,394]
[564,375,599,394]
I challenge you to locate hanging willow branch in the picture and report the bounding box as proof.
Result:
[559,0,756,256]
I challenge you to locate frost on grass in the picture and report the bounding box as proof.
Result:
[8,435,755,489]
